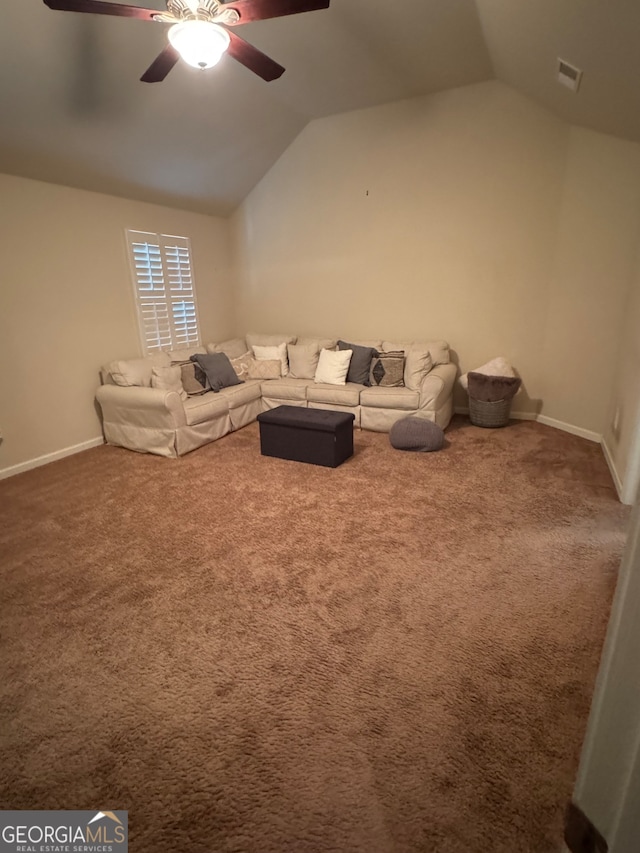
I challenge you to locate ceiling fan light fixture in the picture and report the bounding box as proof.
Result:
[168,20,230,70]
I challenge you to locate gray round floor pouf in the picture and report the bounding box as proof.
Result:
[389,416,445,452]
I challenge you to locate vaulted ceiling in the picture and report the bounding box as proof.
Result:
[1,0,639,215]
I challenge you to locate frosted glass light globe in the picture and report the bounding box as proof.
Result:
[168,21,230,70]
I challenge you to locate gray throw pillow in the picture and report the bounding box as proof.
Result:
[337,340,376,386]
[191,352,243,393]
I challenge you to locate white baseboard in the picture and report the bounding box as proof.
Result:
[536,415,601,444]
[601,436,624,502]
[454,407,600,440]
[507,410,539,421]
[0,437,104,481]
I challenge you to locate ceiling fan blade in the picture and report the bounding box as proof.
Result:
[222,0,329,25]
[226,30,285,81]
[140,44,181,83]
[43,0,160,21]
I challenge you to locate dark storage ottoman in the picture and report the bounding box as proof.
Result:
[257,406,355,468]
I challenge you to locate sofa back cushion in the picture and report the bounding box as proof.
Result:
[166,346,207,364]
[296,336,337,352]
[151,365,188,401]
[402,349,433,391]
[383,340,449,366]
[108,352,171,387]
[287,344,320,379]
[206,338,248,360]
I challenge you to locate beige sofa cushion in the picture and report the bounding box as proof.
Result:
[166,346,207,364]
[307,382,362,407]
[296,336,337,351]
[206,338,248,360]
[260,378,308,402]
[183,393,230,426]
[109,352,170,387]
[383,340,449,367]
[287,344,320,379]
[217,380,262,409]
[403,349,433,391]
[360,387,420,410]
[151,365,187,401]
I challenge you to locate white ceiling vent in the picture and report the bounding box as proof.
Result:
[557,59,583,93]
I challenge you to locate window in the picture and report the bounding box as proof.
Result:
[125,230,201,354]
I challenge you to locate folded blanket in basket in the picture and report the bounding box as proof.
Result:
[467,372,521,403]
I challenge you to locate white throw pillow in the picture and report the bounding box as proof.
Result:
[252,343,288,377]
[314,348,353,385]
[151,365,187,401]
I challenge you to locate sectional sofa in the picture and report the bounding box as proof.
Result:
[96,334,456,458]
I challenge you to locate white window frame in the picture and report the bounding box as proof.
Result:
[125,229,202,355]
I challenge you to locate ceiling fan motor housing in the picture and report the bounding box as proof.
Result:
[166,0,239,25]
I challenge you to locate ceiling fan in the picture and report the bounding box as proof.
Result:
[43,0,330,83]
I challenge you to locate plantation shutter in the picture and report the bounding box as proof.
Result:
[126,230,201,354]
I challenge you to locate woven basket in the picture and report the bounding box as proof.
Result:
[468,396,511,428]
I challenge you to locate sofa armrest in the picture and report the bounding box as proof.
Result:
[96,384,187,430]
[419,363,457,411]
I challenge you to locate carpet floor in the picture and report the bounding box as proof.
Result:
[0,417,629,853]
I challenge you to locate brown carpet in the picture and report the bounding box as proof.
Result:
[0,417,628,853]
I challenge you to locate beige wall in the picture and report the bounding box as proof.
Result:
[3,81,640,478]
[540,128,640,434]
[602,242,640,503]
[0,173,235,474]
[232,80,640,437]
[232,81,568,413]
